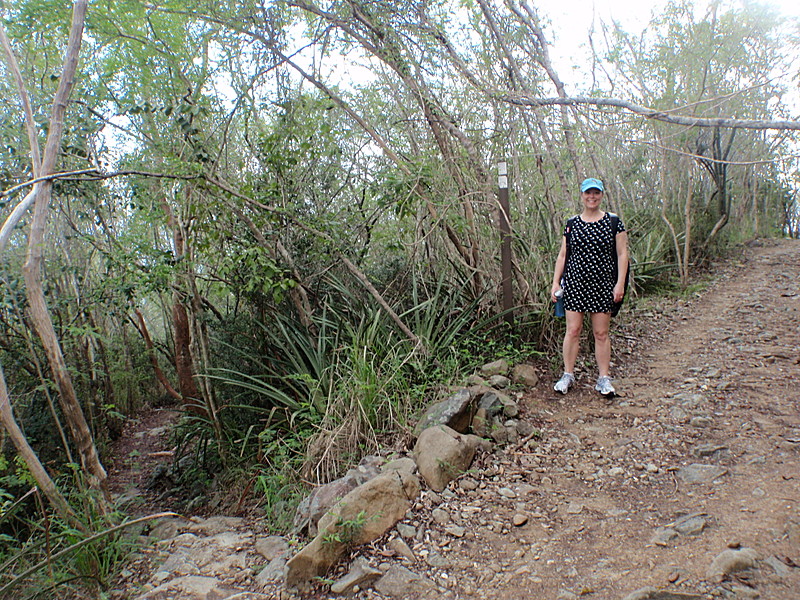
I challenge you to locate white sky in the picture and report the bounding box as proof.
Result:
[535,0,800,37]
[531,0,800,110]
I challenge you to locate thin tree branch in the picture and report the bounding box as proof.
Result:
[1,168,203,198]
[0,20,42,175]
[205,175,426,353]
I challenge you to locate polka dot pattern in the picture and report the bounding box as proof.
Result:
[562,213,625,314]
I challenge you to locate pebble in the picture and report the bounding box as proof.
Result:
[676,464,728,484]
[498,487,517,499]
[432,509,451,524]
[671,513,707,536]
[706,548,759,582]
[516,483,536,496]
[396,523,417,538]
[388,537,416,561]
[459,477,479,491]
[514,565,533,575]
[690,416,714,428]
[692,444,729,459]
[764,555,791,578]
[512,513,529,527]
[729,584,760,599]
[566,502,584,515]
[426,491,443,505]
[426,551,452,568]
[650,527,678,546]
[444,525,466,538]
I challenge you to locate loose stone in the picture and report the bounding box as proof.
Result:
[432,508,451,524]
[444,525,466,538]
[498,487,517,499]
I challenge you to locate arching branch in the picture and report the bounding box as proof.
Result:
[502,93,800,131]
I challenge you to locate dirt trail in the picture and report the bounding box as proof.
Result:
[111,239,800,600]
[450,238,800,599]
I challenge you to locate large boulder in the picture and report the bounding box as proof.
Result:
[293,456,383,535]
[134,575,243,600]
[511,364,539,387]
[285,469,420,590]
[414,388,474,435]
[413,425,483,492]
[706,547,759,582]
[479,359,509,377]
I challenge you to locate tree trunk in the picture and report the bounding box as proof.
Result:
[683,181,693,287]
[159,197,208,417]
[172,295,204,413]
[134,309,182,402]
[0,367,85,531]
[15,0,108,494]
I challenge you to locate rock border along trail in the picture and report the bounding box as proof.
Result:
[114,239,800,600]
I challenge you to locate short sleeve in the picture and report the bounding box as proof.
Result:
[614,217,626,234]
[563,216,576,237]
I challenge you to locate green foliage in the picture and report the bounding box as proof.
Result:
[0,466,156,600]
[0,455,36,493]
[252,427,308,532]
[321,509,373,546]
[629,226,676,293]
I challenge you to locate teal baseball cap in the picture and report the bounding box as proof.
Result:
[580,177,604,192]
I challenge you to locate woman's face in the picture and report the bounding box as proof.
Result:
[582,188,603,208]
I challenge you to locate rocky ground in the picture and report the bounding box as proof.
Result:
[109,238,800,600]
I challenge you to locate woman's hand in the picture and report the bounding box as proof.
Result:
[551,284,562,303]
[613,282,625,303]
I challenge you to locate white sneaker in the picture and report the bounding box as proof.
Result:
[554,373,575,394]
[595,376,616,396]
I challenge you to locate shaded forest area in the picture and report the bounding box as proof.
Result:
[0,0,798,597]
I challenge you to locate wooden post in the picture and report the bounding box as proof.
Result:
[498,161,513,325]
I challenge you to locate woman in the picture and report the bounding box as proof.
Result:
[550,177,629,396]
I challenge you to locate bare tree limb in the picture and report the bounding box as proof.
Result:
[0,168,201,198]
[0,169,202,253]
[500,93,800,130]
[0,21,41,175]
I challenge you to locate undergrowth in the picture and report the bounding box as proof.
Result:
[0,466,167,600]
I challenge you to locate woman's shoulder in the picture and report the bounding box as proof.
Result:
[606,212,626,232]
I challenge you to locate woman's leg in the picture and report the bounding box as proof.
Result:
[591,312,612,377]
[563,310,583,373]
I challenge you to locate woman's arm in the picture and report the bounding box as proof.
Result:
[551,236,568,302]
[613,231,629,302]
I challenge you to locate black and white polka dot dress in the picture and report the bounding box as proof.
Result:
[562,213,625,314]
